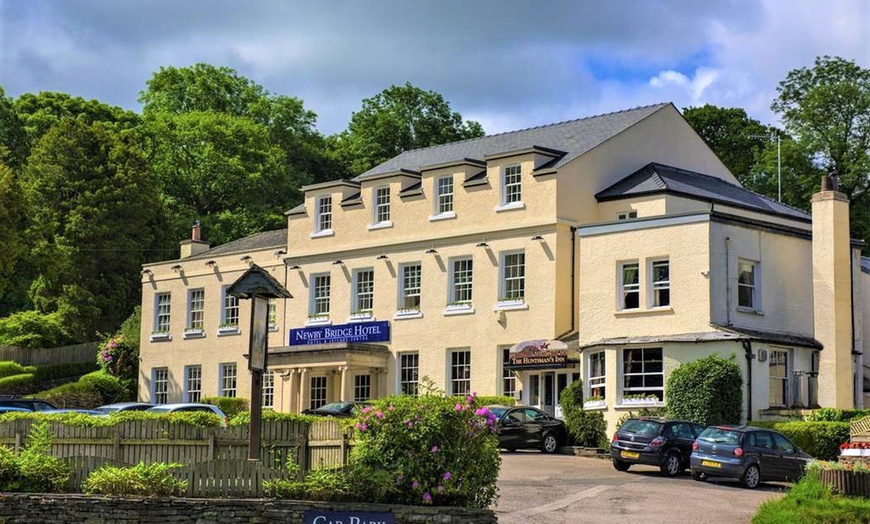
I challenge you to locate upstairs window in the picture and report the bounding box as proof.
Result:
[316,195,332,232]
[617,211,638,221]
[220,363,237,397]
[188,289,205,330]
[311,274,331,317]
[353,268,374,314]
[502,165,522,204]
[449,258,473,304]
[500,252,525,301]
[374,187,391,223]
[400,264,422,310]
[268,297,277,328]
[650,260,670,308]
[154,293,171,333]
[436,175,454,214]
[222,288,239,327]
[620,262,640,310]
[738,260,759,309]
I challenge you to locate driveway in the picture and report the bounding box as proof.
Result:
[495,451,785,524]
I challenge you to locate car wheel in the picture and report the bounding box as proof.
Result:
[613,459,630,472]
[741,464,761,489]
[660,451,681,477]
[692,471,707,482]
[541,432,559,453]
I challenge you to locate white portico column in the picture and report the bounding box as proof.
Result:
[286,369,298,414]
[339,366,352,402]
[298,368,309,413]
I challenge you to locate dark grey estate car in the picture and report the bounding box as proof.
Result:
[611,417,704,476]
[690,425,811,488]
[487,405,567,453]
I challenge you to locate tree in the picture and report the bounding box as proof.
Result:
[0,86,29,169]
[22,118,167,342]
[332,82,485,175]
[0,158,28,310]
[683,104,772,180]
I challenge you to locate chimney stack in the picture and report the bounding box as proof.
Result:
[180,220,210,259]
[812,167,855,409]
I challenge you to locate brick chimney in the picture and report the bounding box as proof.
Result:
[812,168,855,409]
[179,220,210,259]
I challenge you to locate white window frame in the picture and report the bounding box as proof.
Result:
[449,349,472,396]
[501,164,522,207]
[620,347,664,402]
[649,259,670,308]
[218,286,240,336]
[769,348,790,408]
[373,186,391,224]
[184,288,205,338]
[496,250,526,309]
[316,195,332,233]
[152,367,169,404]
[587,351,606,401]
[501,347,516,398]
[154,293,171,334]
[435,175,454,216]
[220,362,237,398]
[617,211,638,221]
[738,259,760,311]
[399,352,419,395]
[396,263,422,318]
[354,374,371,402]
[309,376,327,410]
[263,371,275,409]
[351,268,374,319]
[184,365,202,403]
[619,261,640,311]
[447,257,473,311]
[308,273,331,324]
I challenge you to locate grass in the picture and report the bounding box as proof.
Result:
[753,473,870,523]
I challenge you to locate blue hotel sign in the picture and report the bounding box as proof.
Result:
[303,510,394,524]
[290,320,390,346]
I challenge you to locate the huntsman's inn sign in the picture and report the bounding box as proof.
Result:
[507,339,568,369]
[290,321,390,346]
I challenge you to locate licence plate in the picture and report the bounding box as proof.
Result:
[701,460,722,468]
[621,451,640,459]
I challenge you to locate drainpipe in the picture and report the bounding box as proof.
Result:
[850,250,863,408]
[725,237,732,326]
[570,226,577,334]
[742,340,753,422]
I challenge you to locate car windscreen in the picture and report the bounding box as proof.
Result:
[619,420,662,436]
[698,427,742,445]
[146,407,172,413]
[316,402,351,413]
[487,407,508,420]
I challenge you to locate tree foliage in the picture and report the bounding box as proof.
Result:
[0,86,29,169]
[558,379,607,447]
[0,159,28,308]
[331,82,485,175]
[666,354,742,426]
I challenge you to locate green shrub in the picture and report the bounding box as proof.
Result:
[666,354,742,426]
[0,410,224,428]
[350,392,500,508]
[471,395,514,407]
[0,373,35,391]
[229,410,315,426]
[35,369,131,408]
[201,396,248,417]
[34,362,98,382]
[559,379,606,447]
[16,422,69,492]
[753,471,870,523]
[0,361,36,379]
[0,310,70,349]
[748,421,850,460]
[805,408,870,422]
[84,462,187,497]
[0,445,19,489]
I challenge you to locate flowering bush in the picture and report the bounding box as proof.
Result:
[840,442,870,450]
[350,391,500,508]
[807,459,870,474]
[96,332,137,382]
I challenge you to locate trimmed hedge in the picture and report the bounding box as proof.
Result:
[805,408,870,422]
[0,373,35,391]
[473,395,515,407]
[34,370,131,408]
[201,396,248,417]
[229,410,316,426]
[0,410,225,428]
[0,362,36,379]
[34,362,98,381]
[666,354,742,426]
[749,420,850,460]
[559,379,606,447]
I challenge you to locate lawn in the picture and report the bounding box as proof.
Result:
[753,473,870,523]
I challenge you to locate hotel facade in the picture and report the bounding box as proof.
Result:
[139,103,870,432]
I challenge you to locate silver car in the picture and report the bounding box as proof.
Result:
[145,403,229,426]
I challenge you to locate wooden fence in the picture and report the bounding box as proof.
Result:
[851,416,870,443]
[0,418,352,497]
[0,342,98,366]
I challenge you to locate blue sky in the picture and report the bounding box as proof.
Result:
[1,0,868,135]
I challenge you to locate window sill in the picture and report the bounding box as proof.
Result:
[614,402,665,410]
[393,310,423,320]
[494,202,525,213]
[443,305,475,316]
[217,326,241,336]
[310,229,334,239]
[613,307,672,316]
[182,329,205,339]
[149,333,172,342]
[737,306,765,316]
[347,313,375,323]
[367,221,393,231]
[305,317,332,326]
[494,300,528,311]
[428,211,456,222]
[583,401,606,410]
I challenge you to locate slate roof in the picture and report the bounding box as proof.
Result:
[356,103,671,180]
[596,163,811,222]
[185,229,287,261]
[712,324,823,350]
[581,326,822,350]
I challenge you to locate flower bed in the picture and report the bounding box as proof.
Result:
[810,460,870,497]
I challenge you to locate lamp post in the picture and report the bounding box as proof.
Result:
[750,131,782,202]
[228,264,292,461]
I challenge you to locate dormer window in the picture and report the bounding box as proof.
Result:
[317,196,332,231]
[437,176,454,214]
[375,187,391,223]
[503,165,522,205]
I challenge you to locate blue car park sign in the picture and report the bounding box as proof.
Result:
[303,510,394,524]
[290,320,390,346]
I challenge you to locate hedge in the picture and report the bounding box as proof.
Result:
[559,379,606,447]
[749,421,850,461]
[805,408,870,422]
[0,362,36,379]
[201,396,248,417]
[666,354,742,426]
[229,410,316,426]
[0,410,224,428]
[34,370,131,408]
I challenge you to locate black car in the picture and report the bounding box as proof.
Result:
[302,401,372,418]
[0,398,58,411]
[487,405,567,454]
[611,417,704,476]
[690,425,811,489]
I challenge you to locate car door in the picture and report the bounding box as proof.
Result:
[772,432,804,481]
[748,431,783,480]
[522,408,548,447]
[499,409,526,448]
[671,422,697,460]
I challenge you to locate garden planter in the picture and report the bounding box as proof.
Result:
[583,400,605,409]
[819,469,870,497]
[840,449,870,457]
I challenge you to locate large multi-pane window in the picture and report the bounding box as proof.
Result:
[501,252,525,301]
[501,348,516,397]
[769,349,789,407]
[220,363,237,397]
[354,374,371,402]
[310,376,327,410]
[620,262,640,310]
[450,258,473,304]
[316,195,332,232]
[152,368,168,404]
[622,348,663,401]
[650,260,670,308]
[185,365,202,403]
[222,288,239,327]
[311,274,331,316]
[263,371,275,409]
[399,352,419,395]
[738,260,758,309]
[450,349,471,396]
[436,176,454,214]
[353,269,374,314]
[503,165,522,204]
[155,293,171,332]
[374,187,391,223]
[588,351,606,399]
[188,289,204,330]
[400,264,421,310]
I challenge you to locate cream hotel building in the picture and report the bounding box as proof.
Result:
[140,103,870,431]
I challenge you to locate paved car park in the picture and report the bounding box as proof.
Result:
[495,451,786,524]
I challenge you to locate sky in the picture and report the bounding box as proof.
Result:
[1,0,868,136]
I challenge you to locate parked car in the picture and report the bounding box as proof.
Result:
[42,409,105,416]
[487,405,567,453]
[611,417,704,476]
[0,406,31,414]
[302,401,372,418]
[690,425,811,489]
[145,403,229,426]
[94,402,155,414]
[0,398,58,411]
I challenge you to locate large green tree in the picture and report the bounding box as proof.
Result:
[0,86,29,170]
[330,82,485,175]
[22,118,167,341]
[683,104,770,180]
[0,157,28,312]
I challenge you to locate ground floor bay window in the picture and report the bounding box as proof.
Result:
[621,347,663,402]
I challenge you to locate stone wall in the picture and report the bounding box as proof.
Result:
[0,494,497,524]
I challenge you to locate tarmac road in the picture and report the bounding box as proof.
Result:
[494,451,785,524]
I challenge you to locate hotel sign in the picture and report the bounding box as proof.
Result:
[508,339,568,369]
[290,321,390,346]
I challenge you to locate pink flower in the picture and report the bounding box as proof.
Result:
[376,411,384,418]
[443,471,452,480]
[412,481,419,489]
[361,406,372,413]
[422,492,432,503]
[437,485,444,492]
[475,407,490,416]
[430,446,439,453]
[388,405,394,411]
[454,403,462,411]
